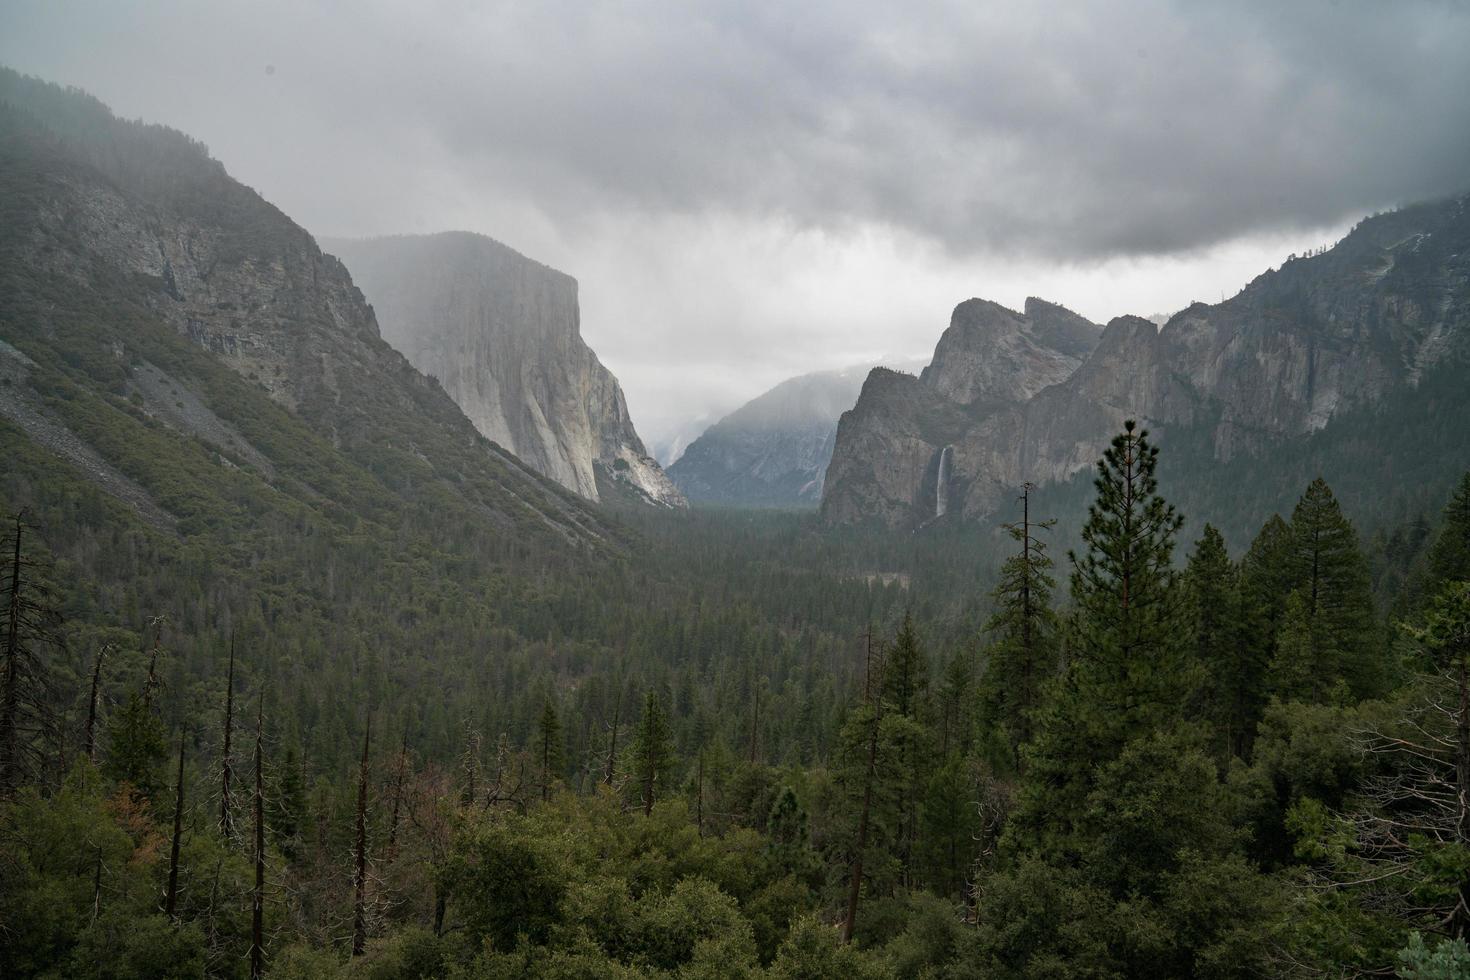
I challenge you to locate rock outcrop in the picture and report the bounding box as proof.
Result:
[821,196,1470,528]
[668,360,924,508]
[326,234,684,508]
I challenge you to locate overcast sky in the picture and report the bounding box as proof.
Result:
[4,0,1469,444]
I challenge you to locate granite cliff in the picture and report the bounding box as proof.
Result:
[668,359,925,508]
[325,234,684,508]
[821,197,1470,529]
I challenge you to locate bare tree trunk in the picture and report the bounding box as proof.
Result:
[1,518,23,792]
[696,750,705,838]
[142,617,164,715]
[352,716,371,956]
[250,699,264,980]
[219,635,235,836]
[84,644,109,762]
[1455,649,1470,939]
[387,732,407,861]
[604,683,622,787]
[749,672,760,764]
[165,732,185,919]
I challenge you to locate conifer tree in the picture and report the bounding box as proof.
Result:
[1287,478,1379,697]
[632,690,673,816]
[1428,473,1470,590]
[980,483,1058,759]
[883,612,928,718]
[537,697,565,802]
[1183,524,1252,755]
[219,635,236,837]
[1066,420,1188,741]
[1240,515,1296,657]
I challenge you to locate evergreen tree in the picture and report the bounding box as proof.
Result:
[1184,524,1253,756]
[1427,472,1470,590]
[1066,420,1189,741]
[632,690,674,816]
[1287,478,1380,697]
[882,612,928,718]
[536,697,565,802]
[1239,515,1296,668]
[979,483,1058,760]
[103,692,167,798]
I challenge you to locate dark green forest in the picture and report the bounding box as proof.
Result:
[7,412,1470,976]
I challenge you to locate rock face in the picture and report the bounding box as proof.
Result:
[326,234,684,508]
[822,196,1470,527]
[0,67,613,548]
[668,361,923,507]
[822,299,1102,525]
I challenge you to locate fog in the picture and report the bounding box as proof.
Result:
[4,0,1467,442]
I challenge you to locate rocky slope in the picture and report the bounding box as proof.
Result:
[325,234,684,508]
[822,197,1470,528]
[668,360,924,507]
[0,68,613,553]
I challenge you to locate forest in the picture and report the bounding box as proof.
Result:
[6,415,1470,978]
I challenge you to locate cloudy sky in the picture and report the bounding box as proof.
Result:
[4,0,1469,446]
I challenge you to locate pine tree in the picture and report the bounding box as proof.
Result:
[164,731,185,920]
[104,692,167,798]
[1287,478,1379,697]
[1066,420,1188,741]
[1238,514,1296,728]
[537,697,565,802]
[1427,473,1470,591]
[883,612,928,718]
[980,483,1058,759]
[632,690,673,816]
[1183,524,1252,756]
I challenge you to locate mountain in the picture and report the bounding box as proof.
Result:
[668,358,927,508]
[821,197,1470,535]
[324,233,684,508]
[0,67,618,581]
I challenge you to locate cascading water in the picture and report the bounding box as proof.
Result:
[935,445,953,519]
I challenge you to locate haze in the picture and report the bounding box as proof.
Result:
[4,0,1467,445]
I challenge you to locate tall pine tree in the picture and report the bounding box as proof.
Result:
[979,483,1058,761]
[1286,478,1379,698]
[1066,420,1189,740]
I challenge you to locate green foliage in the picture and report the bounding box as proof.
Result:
[1286,478,1382,697]
[1066,420,1190,741]
[1397,933,1470,980]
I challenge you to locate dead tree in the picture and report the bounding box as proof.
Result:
[141,615,167,715]
[219,635,236,837]
[1,513,63,794]
[386,732,408,861]
[165,732,185,919]
[1331,585,1470,939]
[250,698,265,980]
[352,715,371,956]
[604,670,625,787]
[83,643,112,762]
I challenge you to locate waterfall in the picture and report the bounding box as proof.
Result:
[935,445,953,519]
